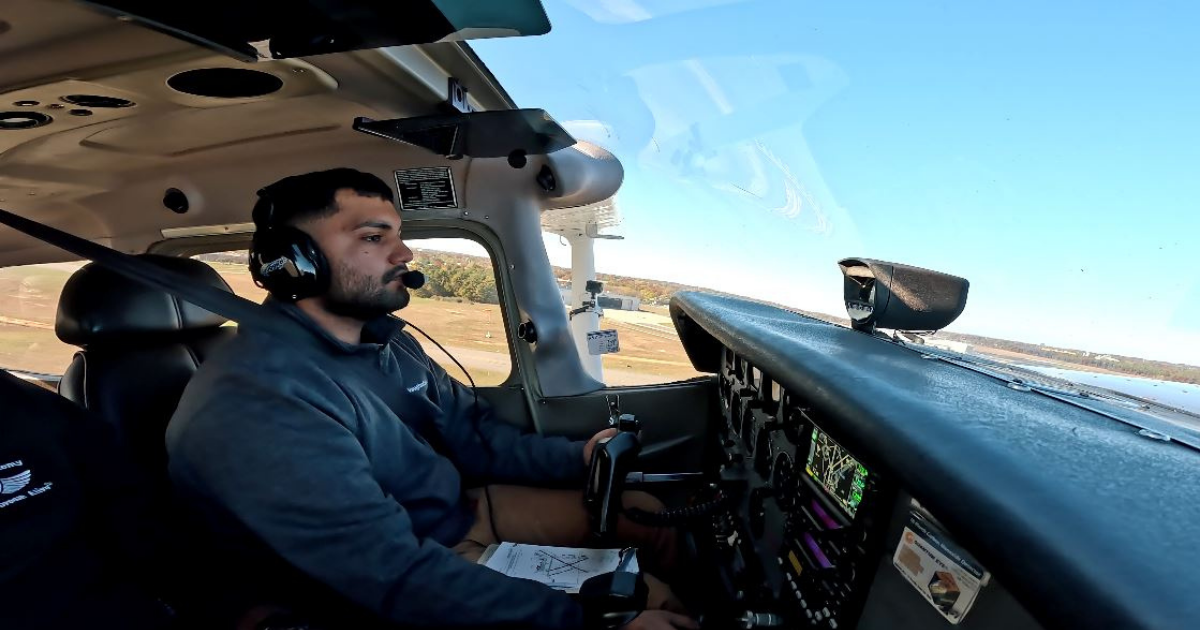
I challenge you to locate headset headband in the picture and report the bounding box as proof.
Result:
[253,185,280,231]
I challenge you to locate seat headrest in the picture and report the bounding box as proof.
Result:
[56,255,236,346]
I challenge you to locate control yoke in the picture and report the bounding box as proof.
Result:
[578,547,648,630]
[580,397,736,629]
[585,396,643,539]
[584,395,710,541]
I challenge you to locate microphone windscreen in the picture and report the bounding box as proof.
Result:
[401,270,426,290]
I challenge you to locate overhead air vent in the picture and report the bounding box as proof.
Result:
[167,68,283,98]
[0,111,52,130]
[61,94,136,108]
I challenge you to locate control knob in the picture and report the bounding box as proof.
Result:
[736,611,783,629]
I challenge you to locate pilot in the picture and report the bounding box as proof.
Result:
[166,168,698,630]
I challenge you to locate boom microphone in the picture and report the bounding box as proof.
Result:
[401,269,426,289]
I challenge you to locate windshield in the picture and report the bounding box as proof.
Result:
[474,0,1200,412]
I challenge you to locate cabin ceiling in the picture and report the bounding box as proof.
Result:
[0,0,510,266]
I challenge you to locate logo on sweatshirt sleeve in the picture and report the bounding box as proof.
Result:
[0,460,54,510]
[0,469,31,494]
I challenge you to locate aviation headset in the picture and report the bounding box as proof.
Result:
[248,182,332,302]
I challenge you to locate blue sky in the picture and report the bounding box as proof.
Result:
[473,0,1199,366]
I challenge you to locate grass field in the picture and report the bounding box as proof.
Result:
[0,260,704,386]
[0,264,80,374]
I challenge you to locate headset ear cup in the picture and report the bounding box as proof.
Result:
[249,227,329,301]
[295,228,331,294]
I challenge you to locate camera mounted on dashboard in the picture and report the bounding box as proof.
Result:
[838,258,969,333]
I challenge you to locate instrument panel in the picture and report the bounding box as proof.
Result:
[703,347,894,629]
[672,291,1121,630]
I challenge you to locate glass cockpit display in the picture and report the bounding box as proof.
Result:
[805,427,869,517]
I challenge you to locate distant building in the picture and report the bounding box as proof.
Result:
[1096,354,1120,363]
[924,338,973,354]
[557,281,641,311]
[597,294,641,311]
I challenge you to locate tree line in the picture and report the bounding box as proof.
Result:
[411,253,499,304]
[551,267,702,304]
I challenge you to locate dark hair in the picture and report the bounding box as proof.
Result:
[252,168,395,230]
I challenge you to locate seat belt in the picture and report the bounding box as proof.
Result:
[0,208,275,329]
[0,206,476,457]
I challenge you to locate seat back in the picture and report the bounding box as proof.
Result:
[55,255,237,483]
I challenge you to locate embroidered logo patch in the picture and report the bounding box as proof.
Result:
[0,470,31,495]
[0,461,54,510]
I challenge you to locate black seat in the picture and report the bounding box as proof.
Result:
[55,254,236,484]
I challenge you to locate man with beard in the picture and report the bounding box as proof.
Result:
[166,169,695,630]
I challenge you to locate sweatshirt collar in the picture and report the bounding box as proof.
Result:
[261,297,408,356]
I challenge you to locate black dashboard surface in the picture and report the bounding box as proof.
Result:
[669,291,1200,629]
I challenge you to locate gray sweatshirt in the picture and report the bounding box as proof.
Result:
[165,299,587,628]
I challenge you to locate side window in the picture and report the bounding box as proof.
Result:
[0,263,84,375]
[406,239,512,386]
[544,234,705,386]
[192,251,269,305]
[193,240,512,386]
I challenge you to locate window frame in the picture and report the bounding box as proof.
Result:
[152,223,524,388]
